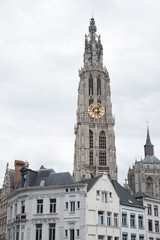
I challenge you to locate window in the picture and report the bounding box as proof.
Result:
[147,204,152,215]
[89,75,93,95]
[114,238,119,240]
[107,237,112,240]
[98,211,104,224]
[138,215,143,229]
[97,190,100,196]
[107,212,111,226]
[99,151,106,165]
[36,224,42,240]
[114,213,118,227]
[139,235,144,240]
[37,200,43,214]
[130,214,135,228]
[89,98,93,105]
[89,130,93,148]
[15,203,17,216]
[154,205,158,216]
[122,233,128,240]
[122,213,127,226]
[148,219,152,231]
[70,202,75,212]
[77,201,80,209]
[99,131,106,149]
[98,236,104,240]
[40,180,45,186]
[65,229,68,237]
[70,229,75,240]
[70,188,75,192]
[16,225,20,240]
[49,223,55,240]
[76,229,79,237]
[155,221,159,232]
[89,130,93,165]
[21,232,24,240]
[89,151,93,165]
[101,192,107,203]
[131,234,136,240]
[97,77,101,95]
[50,199,56,213]
[21,201,25,214]
[65,202,68,210]
[149,238,153,240]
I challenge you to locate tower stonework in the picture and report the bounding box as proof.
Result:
[73,18,117,181]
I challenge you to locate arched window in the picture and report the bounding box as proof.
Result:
[89,130,93,149]
[99,131,106,149]
[89,98,93,106]
[146,176,153,197]
[97,98,101,104]
[89,75,93,95]
[97,77,101,95]
[89,130,93,165]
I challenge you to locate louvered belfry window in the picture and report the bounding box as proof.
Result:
[99,131,106,165]
[89,130,93,165]
[89,75,93,95]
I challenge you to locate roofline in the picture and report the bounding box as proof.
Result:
[121,202,145,209]
[7,183,87,199]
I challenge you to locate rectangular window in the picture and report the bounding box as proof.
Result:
[70,229,74,240]
[122,213,127,226]
[139,235,144,240]
[149,238,153,240]
[107,237,112,240]
[122,234,128,240]
[155,221,159,232]
[107,212,111,226]
[15,204,17,216]
[65,202,68,210]
[114,213,118,227]
[16,225,20,240]
[77,201,80,209]
[76,229,79,237]
[65,229,68,237]
[130,214,135,228]
[37,200,43,214]
[21,201,25,214]
[101,192,107,203]
[49,223,55,240]
[98,236,104,240]
[98,211,104,224]
[148,219,152,231]
[36,224,42,240]
[21,232,24,240]
[70,202,75,212]
[50,199,56,213]
[89,151,93,165]
[154,205,158,216]
[114,238,119,240]
[147,204,152,215]
[138,215,143,229]
[131,234,136,240]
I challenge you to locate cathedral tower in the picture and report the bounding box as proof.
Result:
[73,18,117,181]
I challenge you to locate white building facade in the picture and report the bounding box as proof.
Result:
[7,183,87,240]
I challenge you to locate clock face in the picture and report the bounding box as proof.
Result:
[88,102,105,119]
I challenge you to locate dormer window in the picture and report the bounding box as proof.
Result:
[40,180,45,186]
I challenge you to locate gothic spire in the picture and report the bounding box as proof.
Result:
[83,18,103,67]
[144,127,154,156]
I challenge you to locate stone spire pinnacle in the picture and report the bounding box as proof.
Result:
[83,18,103,67]
[144,127,154,156]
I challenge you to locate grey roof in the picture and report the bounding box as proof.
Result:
[78,176,100,192]
[145,127,153,146]
[9,170,15,188]
[45,172,76,186]
[18,167,76,188]
[143,155,160,164]
[111,179,144,208]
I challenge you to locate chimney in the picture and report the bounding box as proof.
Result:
[14,160,26,187]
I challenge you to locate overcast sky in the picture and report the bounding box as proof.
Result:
[0,0,160,186]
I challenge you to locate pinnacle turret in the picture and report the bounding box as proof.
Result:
[83,18,103,67]
[144,127,154,156]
